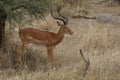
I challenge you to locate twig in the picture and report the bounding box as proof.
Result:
[79,49,90,79]
[71,15,96,19]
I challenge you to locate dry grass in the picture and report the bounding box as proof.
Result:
[0,5,120,80]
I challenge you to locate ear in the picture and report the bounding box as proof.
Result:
[57,21,61,26]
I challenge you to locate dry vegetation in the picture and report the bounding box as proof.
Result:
[0,1,120,80]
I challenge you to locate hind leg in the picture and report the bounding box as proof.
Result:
[17,41,28,67]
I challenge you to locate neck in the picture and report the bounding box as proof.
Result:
[57,26,65,35]
[54,27,65,45]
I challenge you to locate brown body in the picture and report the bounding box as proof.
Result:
[20,27,72,46]
[17,7,73,65]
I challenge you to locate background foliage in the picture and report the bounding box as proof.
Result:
[0,0,49,28]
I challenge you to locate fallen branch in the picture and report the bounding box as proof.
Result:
[96,0,110,5]
[79,49,90,79]
[71,15,96,19]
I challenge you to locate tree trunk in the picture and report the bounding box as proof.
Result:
[0,14,7,48]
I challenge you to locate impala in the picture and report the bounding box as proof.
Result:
[17,7,73,65]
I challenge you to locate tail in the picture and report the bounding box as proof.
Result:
[18,26,21,36]
[18,27,23,42]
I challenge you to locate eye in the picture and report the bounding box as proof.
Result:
[64,27,67,29]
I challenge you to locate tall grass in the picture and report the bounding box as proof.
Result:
[0,5,120,80]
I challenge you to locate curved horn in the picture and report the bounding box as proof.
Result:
[57,7,68,25]
[50,7,66,26]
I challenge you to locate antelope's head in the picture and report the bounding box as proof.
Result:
[50,7,73,35]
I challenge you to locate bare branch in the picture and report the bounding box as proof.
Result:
[79,49,90,79]
[72,15,96,19]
